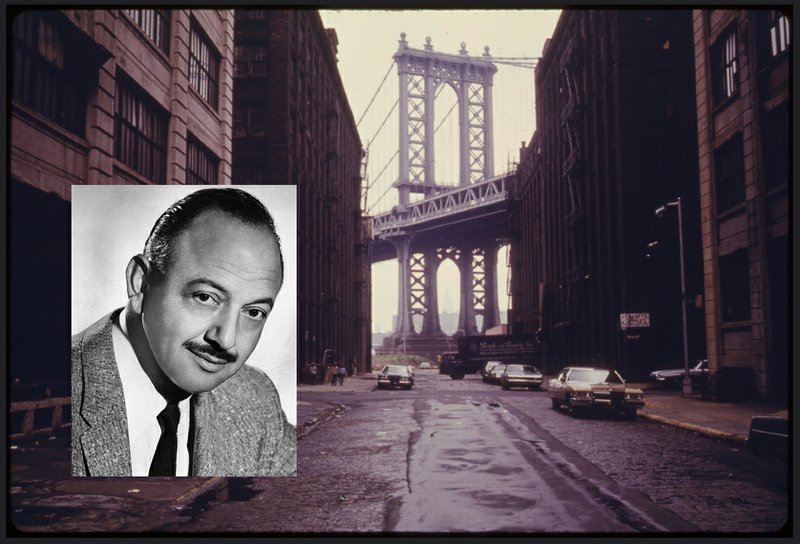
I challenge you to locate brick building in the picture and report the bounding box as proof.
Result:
[692,9,790,400]
[232,10,371,378]
[9,9,235,388]
[508,10,705,379]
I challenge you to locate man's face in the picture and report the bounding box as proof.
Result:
[140,210,282,394]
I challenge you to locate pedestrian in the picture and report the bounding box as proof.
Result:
[308,361,318,385]
[330,362,338,386]
[338,364,346,386]
[324,362,334,386]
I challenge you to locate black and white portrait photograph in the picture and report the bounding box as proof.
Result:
[70,185,297,478]
[7,5,789,537]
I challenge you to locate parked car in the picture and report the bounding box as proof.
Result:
[548,367,645,419]
[649,359,708,388]
[419,362,432,369]
[500,364,543,390]
[486,363,508,384]
[377,365,415,390]
[481,361,503,382]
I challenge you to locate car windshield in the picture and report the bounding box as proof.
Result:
[383,366,409,375]
[568,369,622,383]
[506,364,538,374]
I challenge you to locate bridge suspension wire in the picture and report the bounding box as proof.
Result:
[365,99,399,149]
[368,178,399,214]
[367,90,457,196]
[356,60,396,128]
[368,150,399,191]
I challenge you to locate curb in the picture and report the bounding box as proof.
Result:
[639,412,747,444]
[297,403,349,439]
[172,477,228,506]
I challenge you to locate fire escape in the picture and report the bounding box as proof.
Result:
[559,38,585,329]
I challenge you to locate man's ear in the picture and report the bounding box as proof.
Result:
[126,255,151,314]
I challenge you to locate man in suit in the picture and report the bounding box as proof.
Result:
[72,188,296,477]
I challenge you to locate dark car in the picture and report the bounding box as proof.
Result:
[649,359,708,388]
[500,364,543,390]
[548,367,645,419]
[377,365,414,390]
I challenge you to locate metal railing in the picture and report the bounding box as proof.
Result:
[372,173,511,239]
[10,397,71,440]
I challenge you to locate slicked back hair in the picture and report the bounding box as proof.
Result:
[143,188,283,282]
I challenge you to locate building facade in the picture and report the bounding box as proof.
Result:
[232,10,371,377]
[10,9,235,388]
[508,10,705,379]
[692,9,790,400]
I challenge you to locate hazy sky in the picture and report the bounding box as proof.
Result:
[319,9,562,334]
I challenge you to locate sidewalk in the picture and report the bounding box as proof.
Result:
[633,384,789,443]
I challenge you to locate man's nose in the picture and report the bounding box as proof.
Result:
[205,307,238,351]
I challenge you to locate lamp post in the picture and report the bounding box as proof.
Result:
[655,197,691,397]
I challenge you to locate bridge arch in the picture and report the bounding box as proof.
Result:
[393,34,497,206]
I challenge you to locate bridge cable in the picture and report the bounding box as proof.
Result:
[356,61,396,128]
[368,179,399,214]
[366,78,466,213]
[366,85,461,211]
[365,99,399,150]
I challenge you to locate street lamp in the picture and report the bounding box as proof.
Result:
[655,197,691,397]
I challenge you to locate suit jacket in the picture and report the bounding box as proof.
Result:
[71,310,296,477]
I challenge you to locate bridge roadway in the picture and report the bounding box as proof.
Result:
[371,173,513,262]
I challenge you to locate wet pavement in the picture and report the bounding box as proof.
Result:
[7,372,790,534]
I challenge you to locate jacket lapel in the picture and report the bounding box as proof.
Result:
[76,311,132,477]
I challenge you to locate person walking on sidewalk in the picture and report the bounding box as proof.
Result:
[308,362,318,385]
[330,362,339,386]
[337,364,346,386]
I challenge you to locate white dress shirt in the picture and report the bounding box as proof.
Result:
[111,310,191,477]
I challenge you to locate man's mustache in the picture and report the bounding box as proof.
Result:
[184,341,238,363]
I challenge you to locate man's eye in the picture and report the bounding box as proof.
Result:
[243,308,267,320]
[194,293,218,305]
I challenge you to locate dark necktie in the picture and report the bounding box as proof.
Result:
[149,402,180,477]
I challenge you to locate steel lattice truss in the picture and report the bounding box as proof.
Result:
[372,174,509,239]
[409,251,427,327]
[471,247,487,313]
[407,74,427,186]
[467,83,486,183]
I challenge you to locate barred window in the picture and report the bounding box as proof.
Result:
[114,73,168,183]
[124,9,170,53]
[719,250,750,323]
[714,133,744,213]
[189,21,219,109]
[186,136,219,185]
[767,10,790,57]
[11,11,87,136]
[711,26,739,105]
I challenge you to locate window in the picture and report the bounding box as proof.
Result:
[11,11,87,136]
[124,9,170,53]
[189,20,219,109]
[718,250,750,322]
[766,10,790,57]
[114,73,168,182]
[711,26,739,105]
[761,103,789,190]
[234,45,267,77]
[714,133,744,212]
[186,136,219,185]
